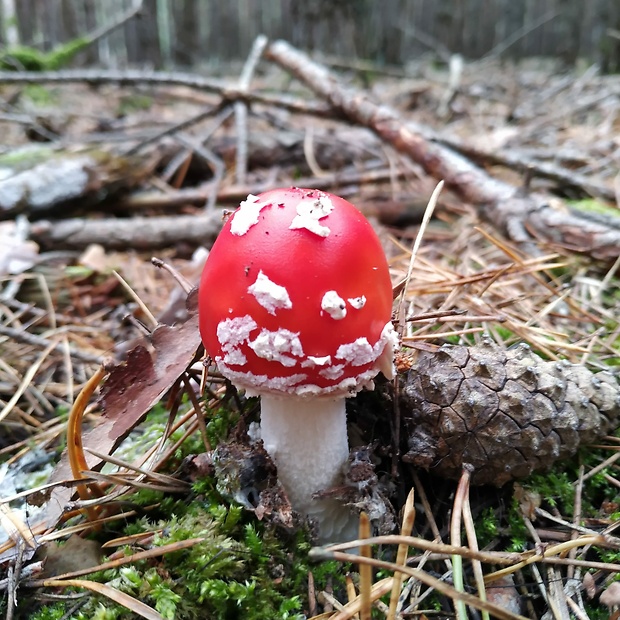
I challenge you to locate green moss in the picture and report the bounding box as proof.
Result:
[566,198,620,218]
[476,506,500,547]
[0,38,88,71]
[29,603,72,620]
[117,94,153,116]
[206,405,242,447]
[0,145,60,169]
[505,497,529,553]
[23,84,58,106]
[19,478,335,620]
[522,470,575,513]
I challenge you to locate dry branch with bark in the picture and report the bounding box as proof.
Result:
[265,40,620,259]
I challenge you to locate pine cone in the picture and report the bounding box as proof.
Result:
[400,338,620,485]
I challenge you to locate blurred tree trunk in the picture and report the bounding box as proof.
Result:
[127,0,162,67]
[435,0,464,53]
[2,0,20,45]
[555,0,584,68]
[2,0,619,70]
[598,0,620,72]
[172,0,199,66]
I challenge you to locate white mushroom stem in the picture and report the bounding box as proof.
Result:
[259,393,358,543]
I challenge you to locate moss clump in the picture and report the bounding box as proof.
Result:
[0,39,88,71]
[117,95,153,116]
[24,482,344,620]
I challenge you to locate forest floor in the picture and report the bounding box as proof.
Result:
[0,47,620,619]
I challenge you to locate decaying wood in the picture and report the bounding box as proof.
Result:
[265,40,620,259]
[30,210,224,251]
[25,159,426,250]
[398,339,620,486]
[0,147,152,219]
[29,187,426,251]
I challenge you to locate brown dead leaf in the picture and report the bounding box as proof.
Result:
[600,582,620,609]
[101,307,201,441]
[41,534,102,577]
[513,483,541,521]
[583,572,596,599]
[79,244,111,273]
[485,574,522,616]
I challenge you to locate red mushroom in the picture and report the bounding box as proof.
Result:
[198,187,396,541]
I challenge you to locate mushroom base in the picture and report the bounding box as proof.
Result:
[259,394,358,543]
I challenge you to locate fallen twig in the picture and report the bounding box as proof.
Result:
[0,69,335,117]
[264,40,620,259]
[439,136,618,203]
[30,210,224,251]
[235,35,268,185]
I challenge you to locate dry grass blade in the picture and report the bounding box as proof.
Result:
[38,510,143,543]
[111,269,158,330]
[358,512,372,620]
[387,487,415,620]
[326,578,394,620]
[82,469,186,493]
[0,505,36,550]
[461,472,490,620]
[34,578,164,620]
[0,477,100,506]
[100,529,162,549]
[395,180,443,335]
[484,535,616,584]
[324,551,529,620]
[451,468,470,620]
[84,447,189,486]
[313,535,520,565]
[344,573,357,617]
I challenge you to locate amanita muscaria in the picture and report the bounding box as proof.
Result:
[198,187,397,541]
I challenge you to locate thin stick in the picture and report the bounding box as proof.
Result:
[111,270,158,330]
[151,257,194,295]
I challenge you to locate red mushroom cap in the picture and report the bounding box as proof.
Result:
[198,187,396,397]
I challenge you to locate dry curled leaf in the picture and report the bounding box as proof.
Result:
[401,338,620,485]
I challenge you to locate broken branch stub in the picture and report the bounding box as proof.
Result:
[400,339,620,485]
